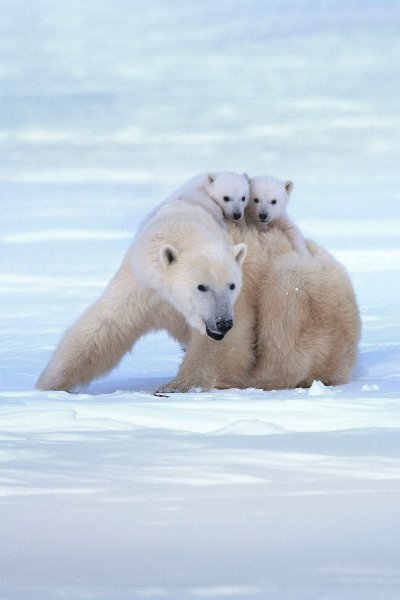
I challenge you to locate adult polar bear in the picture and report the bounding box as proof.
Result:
[36,191,360,393]
[36,199,251,392]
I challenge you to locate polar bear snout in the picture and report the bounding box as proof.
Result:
[216,317,233,334]
[205,315,234,340]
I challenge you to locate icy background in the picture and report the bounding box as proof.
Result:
[1,1,400,599]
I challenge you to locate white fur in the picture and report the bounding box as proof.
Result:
[36,199,247,391]
[131,200,246,336]
[247,176,308,255]
[168,171,250,226]
[36,177,359,395]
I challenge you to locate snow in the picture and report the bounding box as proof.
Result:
[1,1,400,599]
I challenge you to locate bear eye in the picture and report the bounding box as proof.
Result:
[197,284,208,292]
[241,196,245,202]
[254,198,259,203]
[271,199,277,205]
[223,196,230,202]
[229,283,236,290]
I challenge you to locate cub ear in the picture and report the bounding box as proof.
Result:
[242,172,251,183]
[208,174,215,184]
[159,244,178,267]
[232,243,247,266]
[285,180,294,193]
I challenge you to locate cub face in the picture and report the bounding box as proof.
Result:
[205,171,250,222]
[158,242,247,339]
[248,176,293,225]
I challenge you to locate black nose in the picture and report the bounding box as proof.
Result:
[259,213,268,221]
[216,318,233,334]
[232,212,241,220]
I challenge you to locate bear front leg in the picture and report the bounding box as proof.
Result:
[156,331,219,394]
[156,289,256,395]
[36,259,157,391]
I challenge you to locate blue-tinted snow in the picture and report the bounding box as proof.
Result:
[0,1,400,599]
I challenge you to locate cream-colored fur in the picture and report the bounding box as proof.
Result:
[158,224,360,393]
[247,230,361,390]
[156,224,258,393]
[247,175,308,255]
[37,194,360,394]
[36,201,247,392]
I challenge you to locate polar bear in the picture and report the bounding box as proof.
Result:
[36,195,360,394]
[247,176,308,255]
[36,200,248,392]
[157,223,360,393]
[168,171,250,227]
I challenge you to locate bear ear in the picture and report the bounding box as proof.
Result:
[159,244,178,267]
[285,180,294,193]
[242,172,251,183]
[232,243,247,266]
[208,174,215,184]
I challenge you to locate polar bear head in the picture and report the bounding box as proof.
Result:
[248,176,293,225]
[157,241,247,339]
[205,171,250,222]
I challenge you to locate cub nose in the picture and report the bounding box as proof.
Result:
[216,318,233,334]
[232,212,241,221]
[259,213,268,222]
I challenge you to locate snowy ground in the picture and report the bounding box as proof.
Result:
[1,1,400,599]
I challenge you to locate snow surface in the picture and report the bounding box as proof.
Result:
[1,1,400,599]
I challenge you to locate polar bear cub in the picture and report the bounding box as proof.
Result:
[169,171,250,227]
[247,176,308,255]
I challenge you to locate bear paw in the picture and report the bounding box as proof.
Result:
[155,379,206,394]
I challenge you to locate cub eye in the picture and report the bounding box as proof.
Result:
[254,198,259,203]
[271,199,277,205]
[229,283,236,290]
[223,196,230,202]
[197,284,207,292]
[241,196,245,202]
